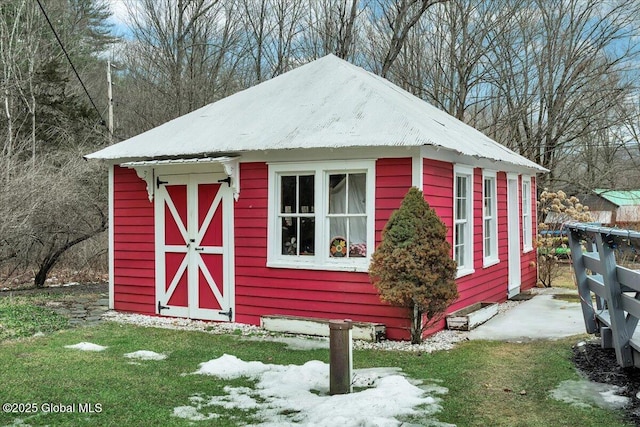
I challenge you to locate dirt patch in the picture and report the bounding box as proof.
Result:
[553,293,581,303]
[0,282,107,298]
[573,341,640,424]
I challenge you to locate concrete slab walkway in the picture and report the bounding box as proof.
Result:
[468,289,587,341]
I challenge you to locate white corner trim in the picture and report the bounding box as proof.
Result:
[412,155,423,190]
[108,165,115,310]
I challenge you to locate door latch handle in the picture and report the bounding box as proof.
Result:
[195,247,204,252]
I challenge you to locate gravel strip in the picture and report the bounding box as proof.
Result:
[102,295,533,353]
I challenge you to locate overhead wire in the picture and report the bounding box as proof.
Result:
[35,0,114,139]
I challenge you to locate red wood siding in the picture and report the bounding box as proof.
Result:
[453,169,511,308]
[234,159,413,340]
[110,156,539,340]
[422,159,454,243]
[113,166,155,314]
[423,160,539,316]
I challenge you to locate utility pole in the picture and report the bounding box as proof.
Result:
[107,60,114,144]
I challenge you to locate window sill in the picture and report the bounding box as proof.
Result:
[266,260,370,273]
[483,258,500,269]
[523,246,534,254]
[456,268,475,279]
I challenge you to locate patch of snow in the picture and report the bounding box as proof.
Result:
[172,405,219,421]
[124,350,167,361]
[550,379,630,410]
[176,354,450,426]
[194,354,273,379]
[64,342,107,352]
[47,282,80,288]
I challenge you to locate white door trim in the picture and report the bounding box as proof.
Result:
[507,173,521,298]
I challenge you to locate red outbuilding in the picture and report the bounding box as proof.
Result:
[87,55,546,340]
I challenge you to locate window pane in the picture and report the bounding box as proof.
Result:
[281,176,296,214]
[456,197,467,220]
[347,173,366,214]
[329,174,347,213]
[349,217,367,257]
[329,217,348,257]
[484,178,493,217]
[484,219,492,256]
[299,175,314,213]
[281,217,297,255]
[456,223,465,246]
[457,176,467,198]
[455,244,464,266]
[300,217,315,255]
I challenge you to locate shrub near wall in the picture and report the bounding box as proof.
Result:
[369,187,458,344]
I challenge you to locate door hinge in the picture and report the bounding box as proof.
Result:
[156,176,169,188]
[158,301,170,312]
[219,307,233,321]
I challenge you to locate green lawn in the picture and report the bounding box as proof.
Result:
[0,321,631,427]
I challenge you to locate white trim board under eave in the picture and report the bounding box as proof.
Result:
[420,145,545,175]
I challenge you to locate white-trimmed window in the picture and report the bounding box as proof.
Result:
[522,176,533,252]
[453,165,474,277]
[268,161,375,271]
[483,171,499,266]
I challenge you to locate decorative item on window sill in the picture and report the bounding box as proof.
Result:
[284,237,297,255]
[349,243,367,258]
[330,237,347,257]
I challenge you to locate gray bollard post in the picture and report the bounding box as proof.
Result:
[329,319,353,395]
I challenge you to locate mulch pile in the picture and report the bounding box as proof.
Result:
[573,340,640,424]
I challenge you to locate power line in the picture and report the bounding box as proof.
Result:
[35,0,108,131]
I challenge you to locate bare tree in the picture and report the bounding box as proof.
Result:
[488,0,639,187]
[302,0,362,60]
[0,0,113,287]
[392,0,516,122]
[369,0,449,78]
[240,0,305,83]
[120,0,244,134]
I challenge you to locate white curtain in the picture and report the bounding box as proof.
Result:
[329,174,366,244]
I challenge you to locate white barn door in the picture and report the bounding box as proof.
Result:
[507,174,521,298]
[155,173,234,321]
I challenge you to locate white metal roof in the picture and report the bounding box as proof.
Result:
[86,54,546,172]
